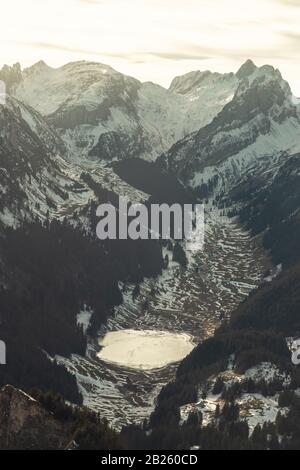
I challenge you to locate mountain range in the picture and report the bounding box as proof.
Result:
[0,58,300,450]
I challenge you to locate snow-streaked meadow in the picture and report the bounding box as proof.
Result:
[57,206,269,430]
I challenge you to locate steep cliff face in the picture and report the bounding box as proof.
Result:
[0,385,70,449]
[164,62,300,193]
[0,63,22,92]
[0,94,96,227]
[0,385,124,450]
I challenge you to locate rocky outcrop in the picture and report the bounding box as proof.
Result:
[0,385,71,450]
[0,63,22,92]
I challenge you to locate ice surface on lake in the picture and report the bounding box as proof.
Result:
[97,329,194,370]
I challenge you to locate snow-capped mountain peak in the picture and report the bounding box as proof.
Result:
[164,61,300,195]
[1,60,242,162]
[2,58,298,183]
[236,59,257,79]
[169,69,237,98]
[22,60,50,76]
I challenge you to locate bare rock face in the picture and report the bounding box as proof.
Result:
[1,60,240,162]
[0,385,70,449]
[165,62,300,191]
[0,63,22,92]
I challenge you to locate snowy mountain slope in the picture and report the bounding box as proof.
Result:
[0,95,94,226]
[180,361,290,434]
[3,59,299,190]
[169,69,238,131]
[2,60,239,162]
[164,61,300,195]
[0,89,155,232]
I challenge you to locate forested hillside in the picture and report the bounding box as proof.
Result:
[0,219,163,401]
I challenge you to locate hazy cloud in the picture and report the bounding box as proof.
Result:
[78,0,103,3]
[141,51,210,61]
[26,41,210,63]
[280,30,300,43]
[28,42,127,59]
[2,0,300,93]
[276,0,300,6]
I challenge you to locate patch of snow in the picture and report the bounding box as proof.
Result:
[77,307,93,334]
[180,361,291,433]
[237,393,288,434]
[245,362,291,387]
[264,264,282,283]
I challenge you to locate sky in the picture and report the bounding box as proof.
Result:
[1,0,300,94]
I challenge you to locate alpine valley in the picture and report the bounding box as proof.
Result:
[0,58,300,450]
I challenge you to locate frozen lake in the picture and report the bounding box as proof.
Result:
[97,329,195,370]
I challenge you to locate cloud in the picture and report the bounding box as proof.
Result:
[22,38,297,67]
[276,0,300,6]
[78,0,103,3]
[30,36,294,65]
[23,41,210,63]
[158,41,297,63]
[280,30,300,43]
[140,51,210,61]
[2,0,300,94]
[24,41,126,60]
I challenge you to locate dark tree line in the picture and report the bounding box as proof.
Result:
[0,217,163,401]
